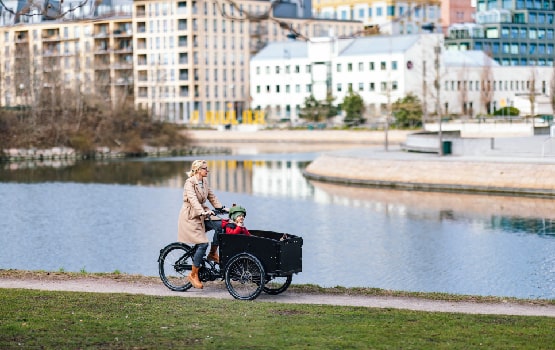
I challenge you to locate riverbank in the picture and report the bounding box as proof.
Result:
[187,129,555,197]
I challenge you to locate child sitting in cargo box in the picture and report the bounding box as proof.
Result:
[221,205,251,236]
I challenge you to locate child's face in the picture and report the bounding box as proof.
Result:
[234,214,245,224]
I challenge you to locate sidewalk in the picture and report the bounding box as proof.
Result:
[2,277,554,317]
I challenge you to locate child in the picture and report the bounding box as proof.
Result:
[222,205,251,236]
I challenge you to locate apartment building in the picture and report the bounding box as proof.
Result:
[0,16,133,108]
[131,0,363,125]
[1,0,364,125]
[440,0,475,32]
[445,0,555,66]
[312,0,442,34]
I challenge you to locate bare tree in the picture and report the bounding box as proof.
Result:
[551,65,555,119]
[528,68,537,128]
[480,51,494,116]
[458,64,470,118]
[0,0,92,22]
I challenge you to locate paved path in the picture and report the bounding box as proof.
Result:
[2,277,554,317]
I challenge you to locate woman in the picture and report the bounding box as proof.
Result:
[177,160,225,289]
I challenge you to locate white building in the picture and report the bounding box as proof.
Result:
[251,33,441,124]
[250,33,555,125]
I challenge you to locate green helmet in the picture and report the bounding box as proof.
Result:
[229,205,246,221]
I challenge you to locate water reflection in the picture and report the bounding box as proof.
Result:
[0,158,314,198]
[310,180,555,237]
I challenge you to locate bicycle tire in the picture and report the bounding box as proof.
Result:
[263,275,292,295]
[158,242,193,292]
[224,253,265,300]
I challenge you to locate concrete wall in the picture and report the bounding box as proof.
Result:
[425,121,536,137]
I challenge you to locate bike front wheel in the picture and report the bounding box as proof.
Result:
[158,242,193,292]
[224,253,265,300]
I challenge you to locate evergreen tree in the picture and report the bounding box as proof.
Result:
[392,93,423,128]
[342,89,366,127]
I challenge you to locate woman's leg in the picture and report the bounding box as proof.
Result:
[192,243,208,267]
[204,219,223,245]
[205,219,222,262]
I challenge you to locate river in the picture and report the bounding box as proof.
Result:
[1,147,554,299]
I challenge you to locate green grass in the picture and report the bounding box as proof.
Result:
[1,288,554,349]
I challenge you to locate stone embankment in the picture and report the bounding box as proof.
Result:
[303,152,555,197]
[1,145,228,162]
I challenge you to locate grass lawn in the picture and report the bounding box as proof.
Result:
[1,288,554,349]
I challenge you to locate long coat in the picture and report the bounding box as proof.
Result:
[177,176,222,244]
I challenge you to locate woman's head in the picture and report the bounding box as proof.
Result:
[187,160,208,178]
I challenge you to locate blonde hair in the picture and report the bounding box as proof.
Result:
[187,160,206,177]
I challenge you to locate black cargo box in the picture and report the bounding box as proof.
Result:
[219,230,303,276]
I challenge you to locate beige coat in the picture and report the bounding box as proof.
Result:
[177,175,222,244]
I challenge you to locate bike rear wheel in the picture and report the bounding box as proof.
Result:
[158,242,193,291]
[224,253,265,300]
[263,275,292,295]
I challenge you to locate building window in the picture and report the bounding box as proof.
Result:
[380,61,386,70]
[391,61,398,70]
[387,5,395,16]
[337,63,342,72]
[369,62,375,70]
[358,62,364,71]
[358,82,364,91]
[369,82,375,91]
[347,63,352,72]
[337,83,342,92]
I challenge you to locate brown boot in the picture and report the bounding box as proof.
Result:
[188,266,203,289]
[207,245,219,263]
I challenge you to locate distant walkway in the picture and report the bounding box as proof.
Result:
[186,129,411,144]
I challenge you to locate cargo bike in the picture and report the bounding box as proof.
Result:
[158,220,303,301]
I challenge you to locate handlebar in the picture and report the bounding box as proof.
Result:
[214,207,228,215]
